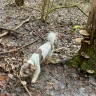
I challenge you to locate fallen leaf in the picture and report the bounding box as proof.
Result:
[0,75,6,86]
[0,63,5,69]
[11,57,16,60]
[10,64,15,70]
[57,66,63,73]
[45,82,53,90]
[8,74,15,80]
[0,75,6,81]
[24,1,30,7]
[58,33,64,38]
[0,43,4,48]
[48,58,60,64]
[5,93,12,96]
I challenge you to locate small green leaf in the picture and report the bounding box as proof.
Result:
[74,25,84,29]
[72,25,84,33]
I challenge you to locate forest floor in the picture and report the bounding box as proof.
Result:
[0,0,96,96]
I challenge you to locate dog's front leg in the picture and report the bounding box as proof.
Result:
[31,64,41,83]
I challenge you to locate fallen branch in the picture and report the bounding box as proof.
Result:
[17,37,44,51]
[31,27,45,41]
[54,47,65,52]
[17,74,32,96]
[47,4,88,17]
[13,15,35,30]
[0,37,41,55]
[0,27,23,35]
[0,16,36,36]
[0,31,8,38]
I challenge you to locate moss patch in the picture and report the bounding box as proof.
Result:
[66,54,96,77]
[67,55,80,68]
[80,55,96,76]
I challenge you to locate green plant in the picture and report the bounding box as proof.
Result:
[72,25,85,33]
[40,0,55,22]
[40,1,88,22]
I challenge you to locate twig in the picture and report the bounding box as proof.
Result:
[56,59,71,64]
[23,6,40,12]
[4,0,12,7]
[17,37,44,51]
[54,47,65,52]
[46,68,59,81]
[13,15,34,30]
[0,31,8,38]
[47,4,88,17]
[0,37,41,55]
[0,16,36,36]
[17,74,31,96]
[31,27,45,41]
[0,27,23,35]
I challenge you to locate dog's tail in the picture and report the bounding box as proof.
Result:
[47,32,57,44]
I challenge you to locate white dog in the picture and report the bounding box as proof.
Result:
[20,32,57,83]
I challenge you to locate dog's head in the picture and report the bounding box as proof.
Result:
[20,63,36,77]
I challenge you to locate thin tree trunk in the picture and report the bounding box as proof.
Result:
[15,0,24,6]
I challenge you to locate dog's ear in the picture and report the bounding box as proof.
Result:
[29,64,36,71]
[21,63,29,70]
[20,63,30,77]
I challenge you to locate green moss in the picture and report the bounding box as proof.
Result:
[66,53,96,77]
[67,55,80,68]
[64,51,96,77]
[80,55,96,76]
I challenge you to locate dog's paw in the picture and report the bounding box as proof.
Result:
[31,79,36,83]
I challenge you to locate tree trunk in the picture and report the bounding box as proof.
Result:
[79,0,96,75]
[15,0,24,6]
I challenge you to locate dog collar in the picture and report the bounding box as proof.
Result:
[27,58,35,66]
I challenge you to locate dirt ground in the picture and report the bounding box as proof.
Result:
[0,0,96,96]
